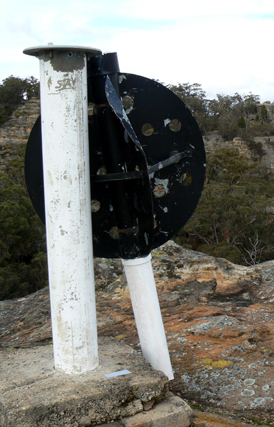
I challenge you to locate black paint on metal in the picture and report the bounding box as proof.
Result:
[25,52,206,259]
[87,53,154,259]
[25,117,45,224]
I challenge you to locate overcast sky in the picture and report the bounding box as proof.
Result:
[1,0,274,102]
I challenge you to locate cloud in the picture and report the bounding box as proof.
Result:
[119,0,274,19]
[105,13,274,101]
[0,0,274,102]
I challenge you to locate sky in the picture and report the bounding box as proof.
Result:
[1,0,274,102]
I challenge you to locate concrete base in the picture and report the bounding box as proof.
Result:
[0,337,192,427]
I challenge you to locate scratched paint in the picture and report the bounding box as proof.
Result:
[154,177,169,194]
[118,74,127,83]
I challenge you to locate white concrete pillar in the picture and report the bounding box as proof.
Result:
[122,254,174,380]
[24,45,101,374]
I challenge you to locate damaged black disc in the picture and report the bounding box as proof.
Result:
[25,73,206,258]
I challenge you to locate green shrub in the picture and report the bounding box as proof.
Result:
[0,148,48,300]
[237,116,246,129]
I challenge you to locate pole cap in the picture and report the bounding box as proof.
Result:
[23,45,102,57]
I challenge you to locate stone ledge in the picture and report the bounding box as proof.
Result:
[92,394,192,427]
[0,337,171,427]
[121,394,192,427]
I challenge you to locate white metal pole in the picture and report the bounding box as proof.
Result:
[122,254,174,380]
[24,45,101,374]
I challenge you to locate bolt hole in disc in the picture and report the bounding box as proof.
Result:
[141,123,154,136]
[91,200,100,212]
[168,119,181,132]
[110,226,119,239]
[121,95,134,112]
[180,173,192,186]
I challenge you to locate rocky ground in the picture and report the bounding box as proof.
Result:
[1,241,274,426]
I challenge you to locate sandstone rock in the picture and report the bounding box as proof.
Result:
[122,394,192,427]
[2,241,274,424]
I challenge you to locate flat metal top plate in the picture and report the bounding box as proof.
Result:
[23,45,102,57]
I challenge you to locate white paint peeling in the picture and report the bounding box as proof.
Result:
[122,110,130,123]
[159,229,169,236]
[154,177,169,194]
[118,74,126,83]
[125,106,133,114]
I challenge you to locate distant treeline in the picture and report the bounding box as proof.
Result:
[168,82,273,140]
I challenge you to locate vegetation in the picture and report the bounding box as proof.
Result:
[169,82,274,265]
[174,147,274,265]
[0,76,45,300]
[0,147,48,300]
[0,75,39,125]
[168,83,267,139]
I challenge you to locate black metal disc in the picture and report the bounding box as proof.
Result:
[25,73,205,258]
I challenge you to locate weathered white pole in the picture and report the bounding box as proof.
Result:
[122,254,174,380]
[23,45,101,374]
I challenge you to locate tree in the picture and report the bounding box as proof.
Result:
[235,92,260,132]
[0,75,39,125]
[168,83,262,138]
[218,112,238,140]
[168,83,211,133]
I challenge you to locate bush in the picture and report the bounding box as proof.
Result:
[237,115,246,129]
[261,105,268,122]
[0,147,48,300]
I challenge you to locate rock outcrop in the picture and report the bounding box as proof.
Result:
[1,241,274,425]
[203,131,274,171]
[0,98,40,171]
